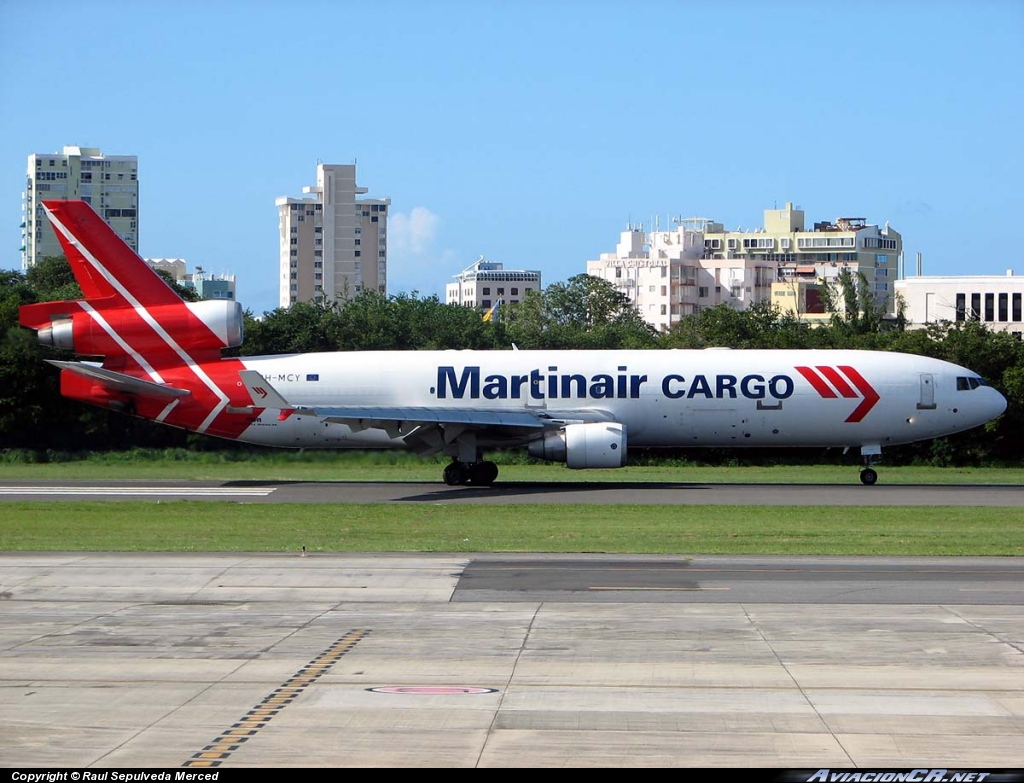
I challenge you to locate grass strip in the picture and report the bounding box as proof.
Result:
[1,502,1021,556]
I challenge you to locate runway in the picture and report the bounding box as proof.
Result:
[1,552,1022,768]
[2,478,1024,505]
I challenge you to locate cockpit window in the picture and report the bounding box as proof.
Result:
[956,376,989,390]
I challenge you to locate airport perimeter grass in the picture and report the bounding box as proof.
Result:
[2,451,1021,556]
[1,502,1022,556]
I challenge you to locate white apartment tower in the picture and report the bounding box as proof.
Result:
[22,146,139,269]
[277,163,390,307]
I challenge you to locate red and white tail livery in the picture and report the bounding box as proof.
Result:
[20,200,1007,485]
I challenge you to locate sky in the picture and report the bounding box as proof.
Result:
[1,0,1022,316]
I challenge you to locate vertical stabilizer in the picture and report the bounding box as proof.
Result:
[42,199,180,306]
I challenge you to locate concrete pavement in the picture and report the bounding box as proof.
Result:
[0,552,1022,768]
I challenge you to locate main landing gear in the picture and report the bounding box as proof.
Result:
[442,459,499,486]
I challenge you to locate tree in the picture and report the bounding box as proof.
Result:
[503,274,658,349]
[821,268,890,336]
[154,269,200,302]
[0,266,99,450]
[662,301,826,350]
[25,256,81,301]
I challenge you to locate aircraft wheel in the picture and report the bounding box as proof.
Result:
[469,461,499,486]
[860,467,878,486]
[443,462,466,486]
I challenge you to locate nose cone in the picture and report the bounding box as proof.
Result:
[968,386,1008,430]
[988,387,1008,420]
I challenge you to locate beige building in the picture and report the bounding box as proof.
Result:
[588,203,902,331]
[277,163,389,307]
[146,257,187,281]
[22,146,139,269]
[145,258,236,302]
[446,256,542,312]
[895,273,1024,337]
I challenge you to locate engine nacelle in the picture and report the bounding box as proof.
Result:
[32,299,244,356]
[528,422,627,469]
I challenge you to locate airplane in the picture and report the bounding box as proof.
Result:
[19,200,1007,486]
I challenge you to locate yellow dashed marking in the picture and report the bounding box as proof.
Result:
[182,629,370,767]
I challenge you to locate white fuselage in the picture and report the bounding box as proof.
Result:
[233,348,1006,453]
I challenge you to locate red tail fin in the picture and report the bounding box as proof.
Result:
[42,199,182,305]
[18,200,251,439]
[19,200,243,363]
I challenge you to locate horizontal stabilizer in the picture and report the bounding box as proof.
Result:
[239,370,295,409]
[47,361,191,399]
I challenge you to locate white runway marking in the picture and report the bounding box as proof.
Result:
[0,486,275,497]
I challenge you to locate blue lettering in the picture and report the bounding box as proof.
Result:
[740,374,766,399]
[433,367,788,402]
[717,375,737,398]
[483,374,507,400]
[561,374,587,398]
[437,366,479,399]
[687,375,713,399]
[530,368,544,399]
[590,375,614,398]
[510,374,528,398]
[769,375,794,399]
[662,374,685,399]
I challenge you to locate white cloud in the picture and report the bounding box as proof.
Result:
[389,206,439,257]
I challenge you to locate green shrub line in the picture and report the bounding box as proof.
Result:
[3,446,1022,468]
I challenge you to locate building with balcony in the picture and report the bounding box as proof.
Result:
[277,163,389,307]
[588,202,902,331]
[22,146,138,269]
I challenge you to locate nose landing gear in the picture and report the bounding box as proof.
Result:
[859,444,881,486]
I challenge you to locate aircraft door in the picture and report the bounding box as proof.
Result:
[917,373,936,410]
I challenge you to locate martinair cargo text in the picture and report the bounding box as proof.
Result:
[19,201,1007,486]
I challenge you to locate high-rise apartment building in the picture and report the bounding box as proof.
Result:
[276,163,389,307]
[22,146,139,269]
[588,202,902,331]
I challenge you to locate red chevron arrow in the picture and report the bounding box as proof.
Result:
[795,365,881,422]
[837,365,880,422]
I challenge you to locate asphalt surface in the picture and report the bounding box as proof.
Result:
[2,478,1023,505]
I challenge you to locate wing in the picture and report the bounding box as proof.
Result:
[237,370,612,454]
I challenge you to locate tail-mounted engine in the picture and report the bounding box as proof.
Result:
[23,299,245,357]
[528,422,627,469]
